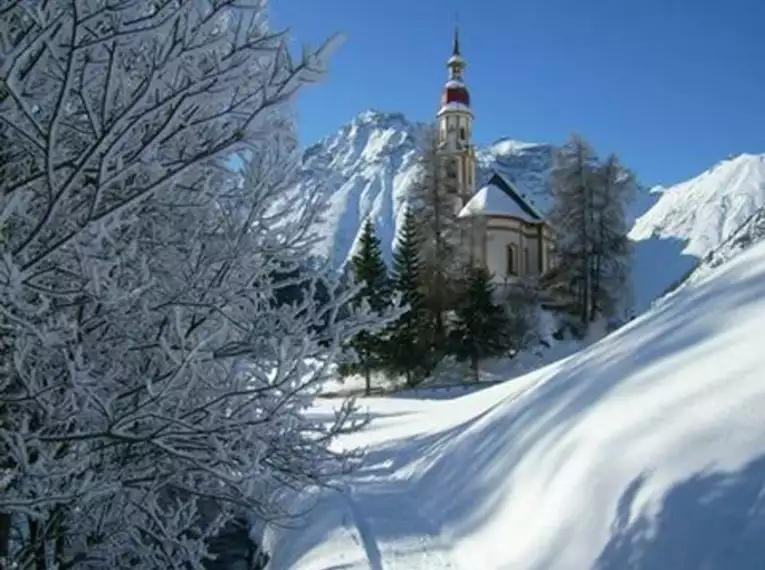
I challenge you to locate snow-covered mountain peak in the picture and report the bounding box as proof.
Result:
[299,110,556,267]
[630,152,765,257]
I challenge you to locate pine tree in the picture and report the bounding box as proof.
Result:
[449,267,511,382]
[348,218,392,394]
[387,207,434,385]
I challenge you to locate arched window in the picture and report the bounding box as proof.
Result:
[506,245,516,276]
[459,126,466,141]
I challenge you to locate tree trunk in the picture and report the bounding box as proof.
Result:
[471,354,480,383]
[0,512,10,562]
[364,367,371,396]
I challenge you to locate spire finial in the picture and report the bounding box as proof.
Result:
[452,15,460,56]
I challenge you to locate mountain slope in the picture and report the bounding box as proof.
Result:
[629,153,765,311]
[630,153,765,257]
[268,230,765,570]
[685,205,765,286]
[299,110,554,266]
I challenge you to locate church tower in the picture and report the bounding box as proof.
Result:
[437,26,476,210]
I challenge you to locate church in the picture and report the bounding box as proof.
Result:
[435,29,555,282]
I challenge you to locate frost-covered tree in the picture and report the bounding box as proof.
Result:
[0,2,377,568]
[549,135,635,328]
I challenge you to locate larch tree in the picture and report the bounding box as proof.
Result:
[549,135,599,327]
[549,135,634,329]
[0,2,380,568]
[408,125,468,351]
[591,154,636,321]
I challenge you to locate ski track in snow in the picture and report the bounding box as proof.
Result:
[342,482,462,570]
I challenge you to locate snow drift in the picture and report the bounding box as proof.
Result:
[268,235,765,569]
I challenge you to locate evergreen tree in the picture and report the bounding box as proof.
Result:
[387,207,434,385]
[348,218,392,394]
[449,267,511,382]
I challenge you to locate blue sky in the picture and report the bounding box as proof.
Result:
[271,0,764,186]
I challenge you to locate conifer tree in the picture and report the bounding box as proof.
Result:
[348,218,392,394]
[449,267,511,382]
[387,207,433,385]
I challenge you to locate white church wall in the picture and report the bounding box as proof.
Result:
[484,219,522,281]
[483,218,547,281]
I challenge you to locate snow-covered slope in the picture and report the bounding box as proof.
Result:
[268,234,765,570]
[300,110,554,266]
[629,153,765,312]
[685,205,765,286]
[630,153,765,256]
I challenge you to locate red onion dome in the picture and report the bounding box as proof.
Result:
[442,84,470,106]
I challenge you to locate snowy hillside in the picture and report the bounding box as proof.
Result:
[630,153,765,256]
[267,231,765,570]
[300,110,554,266]
[629,153,765,312]
[685,205,765,286]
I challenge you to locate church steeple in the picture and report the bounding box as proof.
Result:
[447,26,466,82]
[442,25,470,107]
[436,25,476,212]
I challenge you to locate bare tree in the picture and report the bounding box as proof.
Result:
[0,1,376,568]
[549,135,635,328]
[408,125,469,348]
[591,154,635,320]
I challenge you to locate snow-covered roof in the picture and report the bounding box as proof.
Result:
[445,79,465,89]
[458,172,544,223]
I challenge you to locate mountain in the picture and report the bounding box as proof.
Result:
[299,109,765,314]
[630,153,765,256]
[268,231,765,570]
[629,153,765,311]
[299,110,554,267]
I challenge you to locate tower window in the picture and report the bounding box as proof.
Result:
[460,127,466,140]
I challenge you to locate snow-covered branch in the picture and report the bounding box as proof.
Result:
[0,1,372,567]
